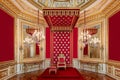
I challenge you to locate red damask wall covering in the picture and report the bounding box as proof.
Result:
[109,10,120,61]
[0,9,14,62]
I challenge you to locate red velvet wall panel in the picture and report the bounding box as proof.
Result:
[46,27,50,58]
[73,28,78,58]
[0,9,14,62]
[109,10,120,61]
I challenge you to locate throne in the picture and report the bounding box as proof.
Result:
[57,53,66,69]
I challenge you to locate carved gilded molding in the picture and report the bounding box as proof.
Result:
[77,12,105,27]
[28,0,45,9]
[0,0,46,26]
[0,69,8,79]
[107,65,113,74]
[43,8,80,16]
[0,1,16,17]
[0,65,16,80]
[107,60,120,67]
[28,0,96,11]
[79,0,96,11]
[102,0,120,18]
[0,60,16,69]
[0,0,21,16]
[115,68,120,78]
[77,0,120,27]
[9,66,16,75]
[106,64,120,79]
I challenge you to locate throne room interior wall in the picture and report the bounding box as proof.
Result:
[1,0,120,80]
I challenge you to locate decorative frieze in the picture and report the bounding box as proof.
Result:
[78,12,105,26]
[0,69,8,79]
[106,61,120,80]
[43,8,80,16]
[9,66,16,75]
[107,65,113,75]
[115,68,120,78]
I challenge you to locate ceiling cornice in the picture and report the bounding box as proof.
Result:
[76,12,105,27]
[0,0,47,26]
[76,0,120,27]
[27,0,45,10]
[102,0,120,18]
[79,0,96,11]
[28,0,96,11]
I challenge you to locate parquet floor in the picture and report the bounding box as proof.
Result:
[9,69,115,80]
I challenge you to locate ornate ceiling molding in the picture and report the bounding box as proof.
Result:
[78,0,96,11]
[102,0,120,18]
[77,12,105,27]
[28,0,45,9]
[28,0,96,10]
[77,0,119,27]
[1,0,118,28]
[0,0,20,16]
[0,0,47,26]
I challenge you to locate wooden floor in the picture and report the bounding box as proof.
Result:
[9,69,115,80]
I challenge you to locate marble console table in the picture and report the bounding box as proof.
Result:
[21,58,44,73]
[79,59,103,72]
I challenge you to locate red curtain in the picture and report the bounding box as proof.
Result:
[73,28,78,58]
[84,44,88,55]
[46,28,50,58]
[0,9,14,62]
[36,43,39,55]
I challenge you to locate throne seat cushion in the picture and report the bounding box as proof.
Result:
[50,66,56,69]
[58,64,65,66]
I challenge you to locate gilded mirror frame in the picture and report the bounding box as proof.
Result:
[20,20,41,61]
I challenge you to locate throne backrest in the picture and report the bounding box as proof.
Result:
[58,53,65,63]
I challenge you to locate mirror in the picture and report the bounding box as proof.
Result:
[23,25,40,59]
[82,24,101,59]
[89,25,101,58]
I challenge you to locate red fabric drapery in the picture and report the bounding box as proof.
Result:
[46,28,50,58]
[84,44,88,55]
[73,28,78,58]
[36,43,39,55]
